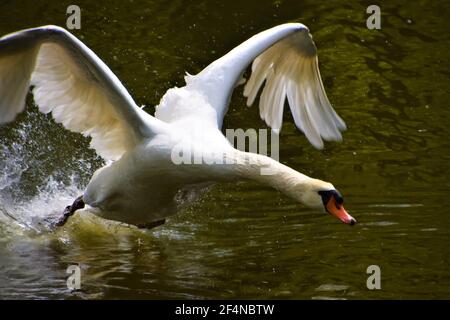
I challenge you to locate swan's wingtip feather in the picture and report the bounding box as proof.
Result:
[242,25,346,149]
[271,127,281,135]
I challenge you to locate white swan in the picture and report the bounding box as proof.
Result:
[0,24,356,228]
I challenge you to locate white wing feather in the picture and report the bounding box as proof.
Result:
[243,29,346,148]
[0,26,164,160]
[185,23,346,149]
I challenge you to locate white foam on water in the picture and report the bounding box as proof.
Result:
[0,118,92,235]
[0,174,85,234]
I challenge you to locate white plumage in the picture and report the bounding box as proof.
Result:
[0,26,165,161]
[0,24,356,227]
[243,29,346,148]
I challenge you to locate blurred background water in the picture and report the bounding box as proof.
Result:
[0,0,449,299]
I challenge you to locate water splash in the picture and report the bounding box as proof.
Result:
[0,108,99,235]
[0,175,84,233]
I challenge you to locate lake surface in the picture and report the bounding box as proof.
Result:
[0,0,449,299]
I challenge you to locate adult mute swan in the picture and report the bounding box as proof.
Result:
[0,24,356,228]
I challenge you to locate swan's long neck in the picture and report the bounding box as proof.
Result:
[229,150,320,199]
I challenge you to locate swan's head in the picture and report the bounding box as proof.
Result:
[295,180,356,225]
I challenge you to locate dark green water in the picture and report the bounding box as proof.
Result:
[0,0,449,299]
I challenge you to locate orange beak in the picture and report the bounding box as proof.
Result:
[326,196,356,225]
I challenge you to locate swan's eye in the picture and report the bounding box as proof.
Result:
[333,192,344,209]
[335,195,344,205]
[318,189,344,210]
[318,190,333,207]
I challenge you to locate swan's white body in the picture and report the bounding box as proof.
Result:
[0,24,356,226]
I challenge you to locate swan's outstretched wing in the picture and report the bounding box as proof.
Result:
[0,25,165,160]
[185,23,346,149]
